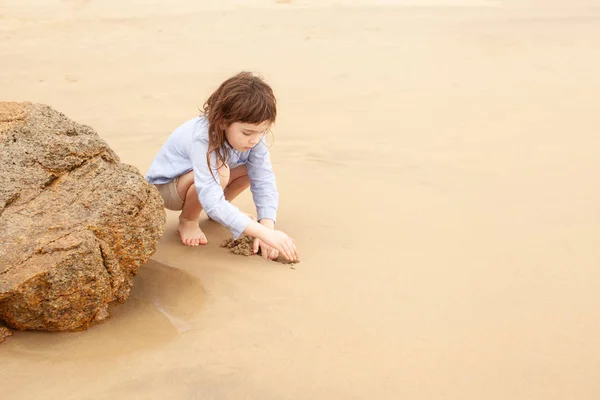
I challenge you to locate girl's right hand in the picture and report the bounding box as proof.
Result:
[263,230,298,262]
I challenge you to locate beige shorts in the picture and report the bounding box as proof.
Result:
[155,178,184,211]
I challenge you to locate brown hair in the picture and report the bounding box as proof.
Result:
[201,71,277,180]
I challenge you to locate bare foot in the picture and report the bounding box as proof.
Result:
[177,218,208,246]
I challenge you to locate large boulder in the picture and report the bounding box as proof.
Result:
[0,102,165,339]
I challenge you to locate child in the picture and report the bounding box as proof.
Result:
[146,72,298,262]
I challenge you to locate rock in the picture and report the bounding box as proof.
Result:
[0,323,11,343]
[0,102,166,334]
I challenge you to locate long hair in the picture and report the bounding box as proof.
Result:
[201,72,277,180]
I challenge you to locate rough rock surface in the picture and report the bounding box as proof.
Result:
[0,102,166,336]
[0,323,11,343]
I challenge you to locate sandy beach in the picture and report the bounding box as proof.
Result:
[2,0,600,398]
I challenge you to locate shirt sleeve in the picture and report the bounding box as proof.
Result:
[189,136,252,239]
[247,139,279,223]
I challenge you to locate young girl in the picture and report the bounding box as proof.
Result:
[146,72,298,262]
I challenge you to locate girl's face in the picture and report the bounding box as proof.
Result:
[225,121,270,153]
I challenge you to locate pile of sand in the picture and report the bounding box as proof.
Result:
[221,236,299,266]
[221,236,255,256]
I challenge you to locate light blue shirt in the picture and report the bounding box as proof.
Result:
[146,116,279,238]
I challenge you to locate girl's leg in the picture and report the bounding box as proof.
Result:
[224,164,251,202]
[175,165,230,246]
[224,165,256,221]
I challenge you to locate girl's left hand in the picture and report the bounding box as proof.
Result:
[253,238,280,261]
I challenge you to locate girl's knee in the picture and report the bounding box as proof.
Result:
[217,163,230,189]
[229,164,249,182]
[175,170,195,200]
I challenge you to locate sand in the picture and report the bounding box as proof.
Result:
[1,0,600,399]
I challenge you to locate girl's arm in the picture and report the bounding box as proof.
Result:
[246,139,279,224]
[246,140,299,261]
[189,135,253,239]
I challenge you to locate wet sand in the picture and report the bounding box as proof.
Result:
[2,1,600,399]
